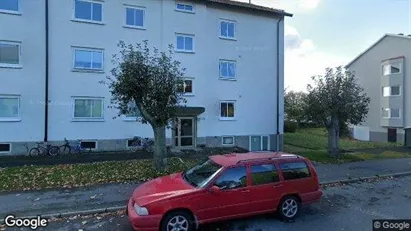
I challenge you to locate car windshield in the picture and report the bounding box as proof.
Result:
[182,158,223,188]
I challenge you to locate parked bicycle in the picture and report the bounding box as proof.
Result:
[128,136,154,152]
[29,142,60,157]
[59,138,92,155]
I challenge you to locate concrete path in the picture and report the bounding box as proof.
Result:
[0,158,410,219]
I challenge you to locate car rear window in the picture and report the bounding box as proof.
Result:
[250,164,279,185]
[280,162,311,180]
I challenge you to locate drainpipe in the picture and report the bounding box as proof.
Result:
[44,0,49,142]
[276,16,284,152]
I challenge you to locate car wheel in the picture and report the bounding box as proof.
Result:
[278,196,300,221]
[161,211,195,231]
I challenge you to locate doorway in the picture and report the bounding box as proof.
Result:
[387,128,397,143]
[174,117,195,147]
[250,135,269,151]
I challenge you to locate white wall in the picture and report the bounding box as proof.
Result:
[2,0,283,142]
[0,0,46,142]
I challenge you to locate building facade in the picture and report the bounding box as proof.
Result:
[346,34,411,147]
[0,0,291,155]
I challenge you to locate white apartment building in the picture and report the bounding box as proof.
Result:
[0,0,292,155]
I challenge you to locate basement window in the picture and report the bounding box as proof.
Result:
[0,143,11,153]
[80,141,97,150]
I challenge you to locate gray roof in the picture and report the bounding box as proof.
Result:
[198,0,293,17]
[345,33,411,68]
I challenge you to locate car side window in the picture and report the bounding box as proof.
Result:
[280,162,311,180]
[250,164,280,186]
[214,166,247,190]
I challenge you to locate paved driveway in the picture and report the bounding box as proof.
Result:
[4,175,411,231]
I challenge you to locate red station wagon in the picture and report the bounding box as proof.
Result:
[127,152,323,231]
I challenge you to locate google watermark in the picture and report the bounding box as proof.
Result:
[3,215,48,230]
[373,220,411,231]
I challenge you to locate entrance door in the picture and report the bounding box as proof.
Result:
[174,117,195,147]
[250,136,270,151]
[388,128,397,143]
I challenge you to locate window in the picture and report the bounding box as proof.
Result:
[125,6,144,28]
[73,48,103,71]
[176,34,194,52]
[80,141,97,149]
[74,0,102,22]
[383,63,401,75]
[214,167,247,190]
[0,96,20,121]
[0,0,19,13]
[280,162,311,180]
[219,60,236,79]
[220,101,235,119]
[383,86,400,97]
[222,136,234,146]
[177,78,193,94]
[220,20,236,39]
[0,41,21,67]
[176,3,194,13]
[382,108,400,118]
[73,98,103,120]
[0,143,11,153]
[124,101,142,120]
[250,164,280,185]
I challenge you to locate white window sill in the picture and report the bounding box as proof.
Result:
[71,19,105,25]
[72,68,104,74]
[219,36,237,41]
[222,144,235,146]
[219,117,236,121]
[123,25,146,30]
[0,118,21,122]
[183,93,195,97]
[71,118,105,122]
[0,64,22,69]
[175,50,195,54]
[123,117,143,122]
[219,77,236,81]
[383,95,401,97]
[175,9,195,14]
[0,10,21,15]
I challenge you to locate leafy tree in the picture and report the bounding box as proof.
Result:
[284,91,308,127]
[305,66,370,156]
[104,41,186,169]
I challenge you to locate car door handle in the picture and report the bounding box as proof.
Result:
[240,189,250,193]
[273,184,283,188]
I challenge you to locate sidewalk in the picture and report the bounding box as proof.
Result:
[0,158,410,218]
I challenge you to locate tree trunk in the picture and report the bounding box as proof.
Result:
[153,125,167,170]
[327,117,340,157]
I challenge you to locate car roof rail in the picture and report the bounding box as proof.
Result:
[236,155,299,164]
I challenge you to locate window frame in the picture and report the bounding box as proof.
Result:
[72,97,104,122]
[0,95,21,122]
[175,2,195,13]
[123,4,146,30]
[382,108,401,119]
[123,101,143,122]
[0,143,11,153]
[219,59,236,80]
[0,41,22,68]
[211,166,248,190]
[72,0,104,24]
[382,86,401,97]
[177,77,194,95]
[175,33,195,53]
[0,0,20,15]
[221,136,235,146]
[219,19,236,40]
[382,62,401,76]
[80,140,98,150]
[219,100,236,121]
[279,161,312,181]
[72,47,104,72]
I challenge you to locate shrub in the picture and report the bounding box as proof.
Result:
[284,121,298,133]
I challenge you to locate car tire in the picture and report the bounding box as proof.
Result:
[278,195,300,221]
[161,210,195,231]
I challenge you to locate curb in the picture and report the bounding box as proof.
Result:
[2,171,411,223]
[320,171,411,186]
[0,205,126,224]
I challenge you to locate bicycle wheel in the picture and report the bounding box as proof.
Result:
[129,146,138,152]
[59,145,71,155]
[29,148,40,157]
[49,146,60,156]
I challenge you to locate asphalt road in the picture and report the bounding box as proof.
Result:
[3,176,411,231]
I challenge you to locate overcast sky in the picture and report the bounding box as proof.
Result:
[238,0,411,92]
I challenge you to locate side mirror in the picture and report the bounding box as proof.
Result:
[208,185,220,194]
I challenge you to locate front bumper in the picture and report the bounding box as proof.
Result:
[127,198,162,231]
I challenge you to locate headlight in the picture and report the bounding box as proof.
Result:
[133,203,149,216]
